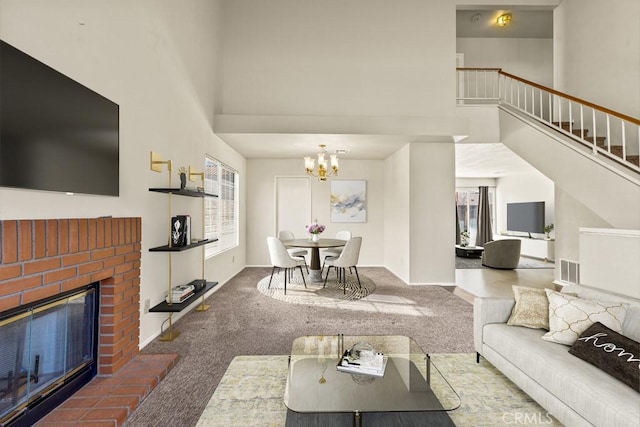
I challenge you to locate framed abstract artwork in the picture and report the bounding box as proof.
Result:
[330,180,367,223]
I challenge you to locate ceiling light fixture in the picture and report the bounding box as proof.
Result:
[304,144,339,182]
[496,13,512,27]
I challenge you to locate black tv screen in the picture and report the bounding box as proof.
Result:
[0,40,119,196]
[507,201,545,234]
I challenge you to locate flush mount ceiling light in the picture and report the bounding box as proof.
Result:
[496,13,512,27]
[304,144,339,182]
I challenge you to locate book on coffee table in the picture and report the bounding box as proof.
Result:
[337,350,388,378]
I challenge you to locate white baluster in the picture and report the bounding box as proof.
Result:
[580,105,585,139]
[606,114,611,152]
[592,109,597,154]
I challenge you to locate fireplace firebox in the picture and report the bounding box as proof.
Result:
[0,283,99,426]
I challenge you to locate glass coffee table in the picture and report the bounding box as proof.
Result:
[284,335,460,426]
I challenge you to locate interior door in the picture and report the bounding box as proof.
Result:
[275,176,311,238]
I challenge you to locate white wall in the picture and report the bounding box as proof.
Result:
[496,171,555,238]
[0,0,246,348]
[457,38,553,86]
[383,143,455,285]
[554,188,612,267]
[221,0,457,117]
[409,143,456,284]
[384,146,412,281]
[554,0,640,118]
[246,159,385,267]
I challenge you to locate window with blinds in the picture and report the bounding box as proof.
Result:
[204,155,238,258]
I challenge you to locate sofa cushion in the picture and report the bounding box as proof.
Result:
[483,323,640,426]
[561,284,640,342]
[507,286,550,329]
[569,322,640,392]
[542,290,628,345]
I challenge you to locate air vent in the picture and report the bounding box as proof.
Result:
[560,259,580,284]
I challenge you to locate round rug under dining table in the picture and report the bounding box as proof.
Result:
[256,270,375,305]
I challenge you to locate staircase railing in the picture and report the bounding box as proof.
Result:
[456,68,640,173]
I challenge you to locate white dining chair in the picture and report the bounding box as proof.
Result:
[321,230,352,272]
[278,230,309,273]
[267,237,307,294]
[323,237,362,293]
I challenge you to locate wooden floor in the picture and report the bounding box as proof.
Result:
[455,264,556,299]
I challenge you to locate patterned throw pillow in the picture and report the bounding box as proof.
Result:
[542,290,628,346]
[569,322,640,392]
[507,286,551,330]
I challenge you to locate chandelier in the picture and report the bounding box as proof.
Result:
[304,144,339,182]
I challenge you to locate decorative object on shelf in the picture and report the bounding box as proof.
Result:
[330,180,367,223]
[170,215,190,246]
[460,229,470,247]
[544,223,554,239]
[178,167,187,190]
[304,144,340,181]
[306,219,325,242]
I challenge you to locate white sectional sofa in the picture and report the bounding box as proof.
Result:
[474,284,640,427]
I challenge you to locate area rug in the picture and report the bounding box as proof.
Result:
[256,270,375,304]
[196,354,561,427]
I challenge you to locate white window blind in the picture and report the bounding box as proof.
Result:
[204,155,238,258]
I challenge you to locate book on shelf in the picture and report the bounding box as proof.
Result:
[165,291,193,303]
[336,350,388,378]
[166,284,195,303]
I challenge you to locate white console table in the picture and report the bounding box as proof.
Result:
[494,235,555,262]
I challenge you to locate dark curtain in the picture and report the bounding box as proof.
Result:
[455,202,461,245]
[476,186,493,247]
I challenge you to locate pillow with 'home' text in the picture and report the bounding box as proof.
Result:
[569,322,640,392]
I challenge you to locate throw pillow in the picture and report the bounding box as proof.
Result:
[507,286,550,330]
[542,290,628,345]
[569,322,640,392]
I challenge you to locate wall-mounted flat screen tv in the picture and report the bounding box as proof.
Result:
[507,201,545,234]
[0,40,119,196]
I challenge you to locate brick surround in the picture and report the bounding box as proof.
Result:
[0,217,142,375]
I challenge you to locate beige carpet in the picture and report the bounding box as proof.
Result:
[124,268,474,427]
[197,354,561,427]
[256,271,375,304]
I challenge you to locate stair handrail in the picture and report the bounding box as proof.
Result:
[497,70,640,125]
[456,67,640,172]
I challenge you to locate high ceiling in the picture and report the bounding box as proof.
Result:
[217,7,555,178]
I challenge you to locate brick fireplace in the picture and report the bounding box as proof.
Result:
[0,217,142,375]
[0,217,163,425]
